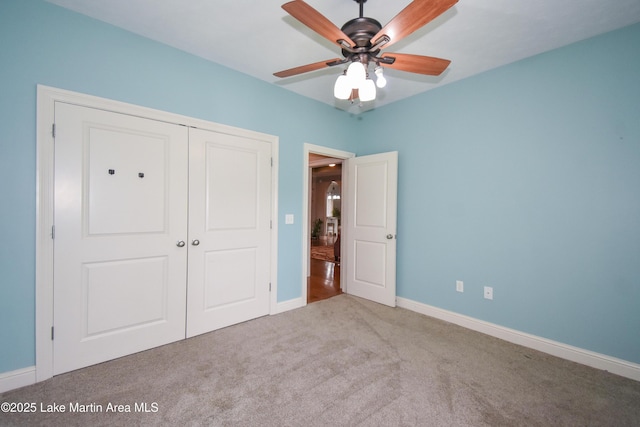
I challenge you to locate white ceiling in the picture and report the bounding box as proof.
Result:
[45,0,640,114]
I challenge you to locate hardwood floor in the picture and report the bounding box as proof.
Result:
[307,238,342,304]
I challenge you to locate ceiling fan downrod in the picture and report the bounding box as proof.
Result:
[354,0,367,18]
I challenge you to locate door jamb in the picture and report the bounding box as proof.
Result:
[36,85,279,383]
[302,143,354,304]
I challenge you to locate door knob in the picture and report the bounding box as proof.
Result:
[386,234,394,240]
[192,239,200,246]
[176,240,186,247]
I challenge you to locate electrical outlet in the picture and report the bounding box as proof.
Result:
[456,280,464,293]
[484,286,493,300]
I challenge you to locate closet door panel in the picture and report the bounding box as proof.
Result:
[187,128,272,337]
[53,102,189,375]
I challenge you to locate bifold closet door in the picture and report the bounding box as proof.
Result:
[53,102,189,375]
[186,128,272,337]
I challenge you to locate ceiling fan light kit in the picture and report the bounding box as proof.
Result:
[275,0,458,104]
[333,61,375,101]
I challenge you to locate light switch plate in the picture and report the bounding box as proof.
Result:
[285,214,294,224]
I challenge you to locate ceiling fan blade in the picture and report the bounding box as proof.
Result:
[282,0,355,48]
[381,53,451,76]
[274,58,342,78]
[373,0,458,49]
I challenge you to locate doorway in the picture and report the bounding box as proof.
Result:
[304,148,400,308]
[302,144,354,305]
[308,160,342,303]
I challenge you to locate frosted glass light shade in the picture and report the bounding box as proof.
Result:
[334,75,351,99]
[359,79,376,102]
[346,61,366,86]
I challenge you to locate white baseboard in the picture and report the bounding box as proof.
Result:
[0,366,36,394]
[397,297,640,382]
[273,297,305,315]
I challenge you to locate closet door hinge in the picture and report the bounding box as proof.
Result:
[270,157,273,167]
[51,326,54,341]
[51,225,55,239]
[269,283,272,292]
[270,220,272,229]
[52,123,56,138]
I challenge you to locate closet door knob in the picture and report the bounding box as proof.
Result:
[386,234,394,240]
[192,239,200,246]
[176,240,186,247]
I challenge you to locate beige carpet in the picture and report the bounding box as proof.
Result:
[1,295,639,426]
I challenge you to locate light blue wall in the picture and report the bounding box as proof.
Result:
[1,0,639,376]
[359,23,640,364]
[0,0,358,373]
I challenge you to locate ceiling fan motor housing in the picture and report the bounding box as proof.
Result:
[340,17,383,58]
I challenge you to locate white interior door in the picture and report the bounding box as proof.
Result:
[53,102,188,375]
[186,128,272,337]
[345,151,398,307]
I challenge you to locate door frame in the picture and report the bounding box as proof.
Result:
[35,85,279,382]
[301,143,354,304]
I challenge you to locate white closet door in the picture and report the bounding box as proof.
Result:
[53,102,188,375]
[186,128,272,337]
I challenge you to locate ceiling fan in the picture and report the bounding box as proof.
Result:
[274,0,458,102]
